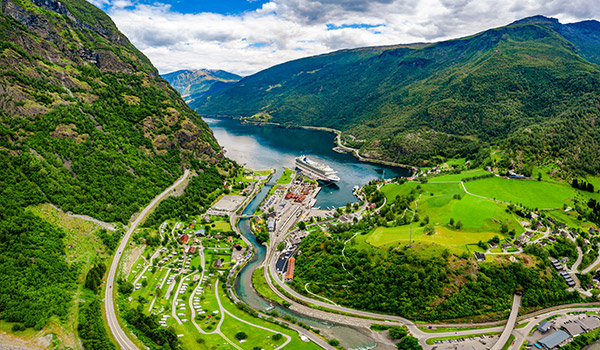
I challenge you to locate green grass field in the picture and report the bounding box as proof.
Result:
[463,177,575,209]
[428,169,491,182]
[277,167,294,185]
[252,267,287,305]
[377,181,523,252]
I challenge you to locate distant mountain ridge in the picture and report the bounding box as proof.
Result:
[161,69,241,106]
[198,15,600,175]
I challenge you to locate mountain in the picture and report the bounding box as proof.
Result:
[0,0,233,343]
[199,16,600,174]
[161,68,241,107]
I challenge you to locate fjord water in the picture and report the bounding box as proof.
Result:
[203,117,410,208]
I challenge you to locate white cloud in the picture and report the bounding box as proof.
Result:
[99,0,599,75]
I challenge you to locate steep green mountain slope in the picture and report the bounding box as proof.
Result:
[161,68,241,106]
[199,16,600,174]
[0,0,232,342]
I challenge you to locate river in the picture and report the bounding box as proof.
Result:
[205,117,405,349]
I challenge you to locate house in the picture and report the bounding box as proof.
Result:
[538,320,552,333]
[502,243,513,249]
[214,259,223,268]
[513,240,523,248]
[285,257,295,282]
[195,229,206,236]
[489,242,498,249]
[187,246,197,254]
[559,271,575,287]
[227,236,233,243]
[180,234,189,244]
[550,259,563,271]
[474,252,486,262]
[538,330,570,349]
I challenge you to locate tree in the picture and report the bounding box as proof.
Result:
[277,242,285,251]
[455,221,463,230]
[397,336,422,350]
[423,223,435,235]
[272,333,282,341]
[328,339,340,346]
[298,221,306,230]
[449,218,454,226]
[235,332,248,340]
[389,326,408,339]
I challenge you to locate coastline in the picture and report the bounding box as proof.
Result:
[204,114,419,177]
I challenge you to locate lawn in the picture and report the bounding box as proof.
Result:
[464,177,576,209]
[373,182,524,252]
[277,167,294,185]
[211,220,232,232]
[428,168,491,182]
[217,283,322,350]
[252,267,287,305]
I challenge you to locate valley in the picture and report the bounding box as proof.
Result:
[2,1,600,350]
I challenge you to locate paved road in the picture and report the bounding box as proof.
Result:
[571,246,583,272]
[582,246,600,273]
[490,294,521,350]
[104,169,190,350]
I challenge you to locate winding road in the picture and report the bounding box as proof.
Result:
[104,169,190,350]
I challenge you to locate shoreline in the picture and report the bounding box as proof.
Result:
[204,114,419,176]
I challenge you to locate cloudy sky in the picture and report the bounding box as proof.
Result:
[90,0,598,76]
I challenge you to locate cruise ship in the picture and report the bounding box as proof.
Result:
[295,155,340,183]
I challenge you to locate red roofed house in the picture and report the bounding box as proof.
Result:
[285,257,295,282]
[187,246,197,254]
[180,234,189,244]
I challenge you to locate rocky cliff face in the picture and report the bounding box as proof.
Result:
[0,0,226,222]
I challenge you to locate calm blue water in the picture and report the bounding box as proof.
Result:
[203,117,410,208]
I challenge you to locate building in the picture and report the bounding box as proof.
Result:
[579,316,600,332]
[180,234,189,244]
[538,320,552,333]
[559,271,576,287]
[267,218,276,232]
[195,229,206,236]
[562,322,584,337]
[537,330,570,349]
[187,246,197,254]
[214,259,223,268]
[474,252,486,262]
[285,257,295,282]
[550,259,563,271]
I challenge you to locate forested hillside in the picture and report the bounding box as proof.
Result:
[162,69,241,106]
[0,0,230,343]
[199,16,600,174]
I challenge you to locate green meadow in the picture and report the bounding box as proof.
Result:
[463,177,576,209]
[376,179,524,252]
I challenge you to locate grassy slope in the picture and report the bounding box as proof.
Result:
[15,204,107,349]
[463,177,576,209]
[375,180,522,252]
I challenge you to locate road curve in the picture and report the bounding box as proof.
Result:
[104,169,190,350]
[490,294,521,350]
